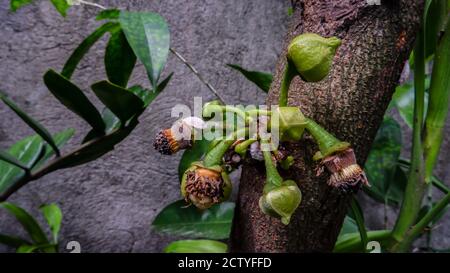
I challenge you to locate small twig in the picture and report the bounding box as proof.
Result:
[73,0,107,10]
[169,48,227,104]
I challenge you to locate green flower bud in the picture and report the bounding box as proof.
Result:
[287,33,341,82]
[259,180,302,225]
[181,162,232,210]
[275,107,307,142]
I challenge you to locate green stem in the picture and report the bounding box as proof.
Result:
[278,61,297,107]
[333,230,391,253]
[425,185,433,249]
[398,158,449,194]
[262,141,283,193]
[393,190,450,252]
[235,139,257,156]
[391,23,427,251]
[423,17,450,183]
[304,118,349,159]
[203,128,248,167]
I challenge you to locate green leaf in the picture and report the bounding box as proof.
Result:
[119,11,170,89]
[61,22,119,79]
[39,204,62,244]
[128,72,173,107]
[0,234,30,248]
[0,150,29,171]
[10,0,34,12]
[44,69,105,133]
[33,128,75,170]
[91,81,144,124]
[178,139,211,182]
[16,245,39,253]
[424,0,447,57]
[227,64,273,93]
[152,200,235,240]
[16,243,56,253]
[164,240,227,253]
[350,198,368,252]
[49,115,141,169]
[82,107,120,143]
[0,203,49,245]
[338,216,358,238]
[364,117,405,206]
[82,70,170,143]
[49,0,70,17]
[101,108,121,133]
[105,29,137,87]
[1,92,60,156]
[392,79,430,128]
[0,135,44,197]
[96,9,120,21]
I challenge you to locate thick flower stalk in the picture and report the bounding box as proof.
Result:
[305,118,369,193]
[258,140,302,225]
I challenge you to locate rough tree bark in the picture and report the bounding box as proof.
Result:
[230,0,423,252]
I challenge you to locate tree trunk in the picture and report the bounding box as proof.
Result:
[230,0,423,252]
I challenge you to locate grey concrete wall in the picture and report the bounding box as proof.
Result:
[0,0,448,252]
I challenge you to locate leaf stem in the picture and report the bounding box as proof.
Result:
[350,198,369,252]
[0,151,30,172]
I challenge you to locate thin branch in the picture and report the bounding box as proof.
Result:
[169,48,227,104]
[396,190,450,251]
[0,124,129,201]
[75,0,107,10]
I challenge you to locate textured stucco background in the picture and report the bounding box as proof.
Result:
[0,0,448,252]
